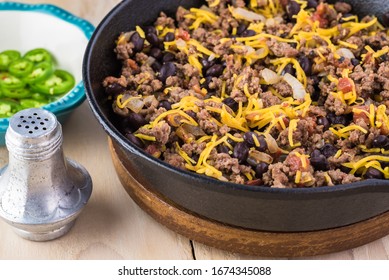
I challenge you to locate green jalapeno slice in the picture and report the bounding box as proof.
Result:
[31,70,75,95]
[23,62,54,84]
[8,59,34,78]
[23,48,53,64]
[0,50,21,71]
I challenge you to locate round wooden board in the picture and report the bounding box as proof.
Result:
[109,139,389,258]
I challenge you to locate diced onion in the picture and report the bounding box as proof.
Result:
[182,123,206,137]
[261,68,281,84]
[232,7,266,22]
[248,150,273,164]
[176,38,187,49]
[283,73,306,100]
[264,133,279,154]
[127,98,144,113]
[143,95,158,107]
[336,48,355,59]
[117,31,135,45]
[265,18,276,27]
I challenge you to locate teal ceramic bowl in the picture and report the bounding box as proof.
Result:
[0,2,95,145]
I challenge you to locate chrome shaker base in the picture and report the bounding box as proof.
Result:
[14,220,75,242]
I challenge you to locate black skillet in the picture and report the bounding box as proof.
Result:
[83,0,389,232]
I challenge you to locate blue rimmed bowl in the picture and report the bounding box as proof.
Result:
[0,2,95,145]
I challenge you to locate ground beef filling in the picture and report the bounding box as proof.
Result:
[103,0,389,188]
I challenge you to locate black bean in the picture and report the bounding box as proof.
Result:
[200,58,215,71]
[105,83,125,95]
[243,131,257,147]
[125,132,144,148]
[308,50,316,58]
[149,48,163,59]
[286,1,301,22]
[205,64,224,77]
[151,61,162,72]
[311,149,322,158]
[205,91,217,99]
[222,97,239,112]
[202,76,213,91]
[380,161,389,169]
[372,135,389,148]
[146,32,160,47]
[191,154,200,163]
[158,100,172,110]
[164,32,175,42]
[236,23,247,35]
[255,162,269,178]
[241,29,256,37]
[256,135,268,152]
[158,62,176,83]
[310,76,321,101]
[338,56,345,63]
[127,113,148,130]
[307,0,318,9]
[317,116,330,131]
[310,154,329,171]
[281,63,296,76]
[351,58,360,66]
[327,112,351,126]
[340,165,352,174]
[378,54,388,63]
[298,56,312,76]
[217,144,230,154]
[233,142,249,163]
[381,11,389,27]
[321,144,338,158]
[185,110,197,119]
[364,167,384,179]
[339,13,353,24]
[144,26,157,35]
[162,52,175,62]
[130,32,145,52]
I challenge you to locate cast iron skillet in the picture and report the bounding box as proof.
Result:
[83,0,389,232]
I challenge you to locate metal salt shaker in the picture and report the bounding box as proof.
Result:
[0,108,92,241]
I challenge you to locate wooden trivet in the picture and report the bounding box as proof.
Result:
[109,139,389,258]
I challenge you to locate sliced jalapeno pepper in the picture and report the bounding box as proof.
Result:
[0,73,25,90]
[23,62,54,84]
[0,50,21,71]
[30,70,75,95]
[0,99,22,118]
[23,48,53,64]
[8,59,34,78]
[31,92,50,102]
[2,87,32,99]
[20,99,47,109]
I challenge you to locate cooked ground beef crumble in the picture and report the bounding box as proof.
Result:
[103,0,389,188]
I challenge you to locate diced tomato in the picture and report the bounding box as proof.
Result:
[176,28,190,41]
[145,144,161,158]
[311,13,328,28]
[316,3,326,15]
[126,58,139,71]
[353,109,370,125]
[338,78,353,93]
[311,3,329,28]
[287,155,305,172]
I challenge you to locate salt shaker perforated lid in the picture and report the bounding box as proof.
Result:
[0,108,92,241]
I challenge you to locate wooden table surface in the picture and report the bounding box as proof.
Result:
[0,0,389,260]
